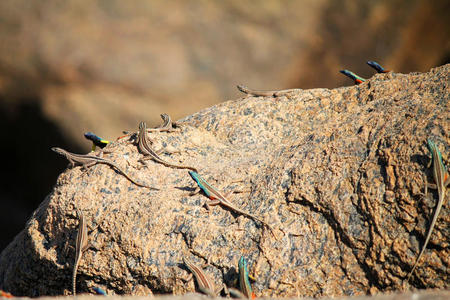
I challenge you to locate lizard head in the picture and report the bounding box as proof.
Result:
[138,121,146,131]
[51,147,65,156]
[188,170,199,181]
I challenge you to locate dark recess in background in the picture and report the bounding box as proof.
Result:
[439,54,450,66]
[0,99,81,252]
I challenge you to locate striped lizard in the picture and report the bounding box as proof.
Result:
[73,209,88,295]
[188,171,275,236]
[52,147,159,190]
[238,256,256,299]
[147,113,179,132]
[237,84,300,97]
[137,121,198,172]
[406,139,449,281]
[339,70,365,84]
[183,257,221,297]
[121,113,179,136]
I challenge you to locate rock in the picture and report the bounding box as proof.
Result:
[0,65,448,297]
[1,0,449,254]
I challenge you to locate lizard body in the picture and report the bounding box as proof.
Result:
[121,113,179,136]
[84,132,109,151]
[137,121,198,172]
[339,70,365,84]
[237,84,299,97]
[188,171,274,235]
[183,257,219,297]
[406,140,449,281]
[52,147,159,190]
[147,113,179,132]
[238,256,256,299]
[367,61,390,73]
[73,209,88,295]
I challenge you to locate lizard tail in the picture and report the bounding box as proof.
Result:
[73,260,78,295]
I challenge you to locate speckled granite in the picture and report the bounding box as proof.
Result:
[0,65,448,297]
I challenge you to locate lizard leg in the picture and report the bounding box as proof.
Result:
[81,161,97,171]
[152,144,181,155]
[206,199,221,206]
[204,199,222,211]
[96,149,113,158]
[67,158,76,168]
[137,156,155,169]
[160,145,181,155]
[154,146,165,155]
[422,173,436,196]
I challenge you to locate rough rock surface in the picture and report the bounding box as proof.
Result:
[0,65,449,297]
[1,0,450,257]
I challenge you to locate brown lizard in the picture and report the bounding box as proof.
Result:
[121,113,179,136]
[52,147,159,190]
[137,121,198,172]
[147,113,179,132]
[73,209,88,295]
[237,84,300,97]
[183,257,221,297]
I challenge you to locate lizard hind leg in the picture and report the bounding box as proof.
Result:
[81,161,97,171]
[136,158,149,170]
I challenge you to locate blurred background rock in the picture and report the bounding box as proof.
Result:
[0,0,449,252]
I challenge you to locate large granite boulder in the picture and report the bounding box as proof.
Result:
[0,65,448,297]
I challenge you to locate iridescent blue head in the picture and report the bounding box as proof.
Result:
[84,132,109,148]
[84,132,101,142]
[367,61,388,73]
[427,139,444,164]
[92,287,107,295]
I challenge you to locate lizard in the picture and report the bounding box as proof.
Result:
[147,113,180,132]
[366,61,390,73]
[238,256,256,299]
[406,139,449,281]
[73,209,89,296]
[237,84,300,97]
[137,121,198,172]
[51,147,159,190]
[188,171,275,236]
[120,113,179,137]
[84,132,110,151]
[339,70,366,84]
[183,257,221,297]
